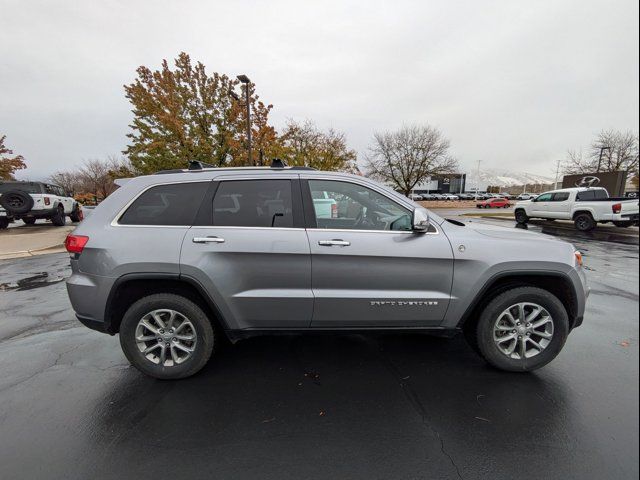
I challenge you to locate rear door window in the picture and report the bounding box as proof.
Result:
[211,180,294,228]
[118,182,209,226]
[552,192,570,201]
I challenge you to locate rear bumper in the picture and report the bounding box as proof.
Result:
[66,265,116,334]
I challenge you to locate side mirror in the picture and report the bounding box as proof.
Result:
[412,209,430,233]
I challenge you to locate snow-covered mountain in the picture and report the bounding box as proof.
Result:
[466,169,554,188]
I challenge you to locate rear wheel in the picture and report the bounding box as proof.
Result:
[574,212,595,232]
[515,209,529,224]
[472,287,569,372]
[0,217,8,230]
[119,294,215,380]
[51,205,66,226]
[613,221,633,228]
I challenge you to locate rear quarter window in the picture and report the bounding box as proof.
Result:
[118,182,209,226]
[0,183,42,194]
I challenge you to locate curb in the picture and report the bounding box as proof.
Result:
[0,244,66,261]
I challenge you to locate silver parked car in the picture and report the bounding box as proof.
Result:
[66,162,589,379]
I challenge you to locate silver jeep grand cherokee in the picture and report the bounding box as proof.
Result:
[65,162,588,379]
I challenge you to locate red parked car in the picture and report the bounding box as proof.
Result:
[477,197,511,208]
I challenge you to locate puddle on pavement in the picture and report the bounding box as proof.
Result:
[0,272,66,291]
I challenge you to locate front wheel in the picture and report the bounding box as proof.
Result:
[472,287,569,372]
[119,294,215,380]
[69,204,83,223]
[515,209,529,224]
[51,206,66,226]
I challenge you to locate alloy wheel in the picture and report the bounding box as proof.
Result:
[135,309,197,367]
[492,302,554,359]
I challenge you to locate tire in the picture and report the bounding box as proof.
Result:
[119,294,215,380]
[69,204,82,223]
[613,221,633,228]
[515,209,529,224]
[472,287,569,372]
[0,190,34,215]
[51,205,66,226]
[0,217,8,230]
[574,212,595,232]
[23,217,36,225]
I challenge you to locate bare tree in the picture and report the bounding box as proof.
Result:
[48,171,83,194]
[365,125,458,196]
[79,156,128,198]
[49,156,130,199]
[563,129,639,174]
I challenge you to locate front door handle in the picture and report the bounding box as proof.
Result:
[193,236,225,244]
[318,239,350,247]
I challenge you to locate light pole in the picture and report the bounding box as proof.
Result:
[237,74,253,166]
[597,146,610,173]
[475,160,482,200]
[554,159,562,189]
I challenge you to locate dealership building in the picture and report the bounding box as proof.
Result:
[412,174,467,195]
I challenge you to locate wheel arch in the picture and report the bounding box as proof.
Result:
[104,273,230,335]
[572,209,595,220]
[457,271,579,333]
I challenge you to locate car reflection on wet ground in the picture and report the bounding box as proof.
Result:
[0,218,638,480]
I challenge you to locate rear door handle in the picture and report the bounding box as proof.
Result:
[318,239,350,247]
[193,236,225,244]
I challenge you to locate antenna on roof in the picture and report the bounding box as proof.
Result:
[270,158,288,168]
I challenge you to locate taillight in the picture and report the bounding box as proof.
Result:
[612,203,622,214]
[574,251,583,267]
[65,234,89,254]
[331,204,338,218]
[44,197,51,205]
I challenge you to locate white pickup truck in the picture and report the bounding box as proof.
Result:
[514,187,639,231]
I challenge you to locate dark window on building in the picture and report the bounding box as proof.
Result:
[119,182,209,226]
[552,192,570,201]
[211,180,293,228]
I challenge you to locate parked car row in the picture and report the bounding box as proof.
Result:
[408,192,537,201]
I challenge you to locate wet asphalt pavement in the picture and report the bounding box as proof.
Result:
[0,220,638,480]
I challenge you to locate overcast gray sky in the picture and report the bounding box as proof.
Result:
[1,0,638,179]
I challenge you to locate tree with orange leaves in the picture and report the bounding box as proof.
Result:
[123,52,281,173]
[0,135,26,180]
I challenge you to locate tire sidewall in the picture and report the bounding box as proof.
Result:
[0,190,34,214]
[51,205,66,226]
[476,287,569,372]
[119,294,215,379]
[515,210,528,224]
[574,213,595,231]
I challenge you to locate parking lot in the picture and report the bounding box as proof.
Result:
[0,216,638,480]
